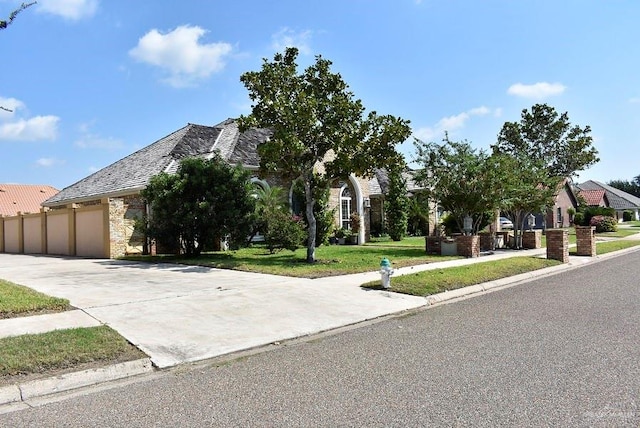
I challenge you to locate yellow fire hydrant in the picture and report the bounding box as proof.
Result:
[380,257,394,289]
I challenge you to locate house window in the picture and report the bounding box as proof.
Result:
[340,186,351,230]
[557,207,562,226]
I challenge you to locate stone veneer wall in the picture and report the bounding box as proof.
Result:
[108,197,126,258]
[575,226,596,257]
[546,229,569,263]
[522,230,542,249]
[456,235,480,258]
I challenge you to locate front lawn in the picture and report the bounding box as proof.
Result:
[362,257,561,296]
[0,279,70,319]
[126,244,461,278]
[569,240,640,255]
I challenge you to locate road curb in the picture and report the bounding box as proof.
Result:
[0,358,153,406]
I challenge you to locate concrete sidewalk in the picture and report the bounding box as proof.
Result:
[1,241,639,406]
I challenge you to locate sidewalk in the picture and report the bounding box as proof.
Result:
[1,240,639,407]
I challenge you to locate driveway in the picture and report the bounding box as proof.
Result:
[0,254,425,368]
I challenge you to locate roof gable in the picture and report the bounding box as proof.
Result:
[0,184,59,216]
[43,119,271,207]
[578,180,640,209]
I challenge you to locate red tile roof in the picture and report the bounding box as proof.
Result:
[0,184,59,216]
[579,189,606,206]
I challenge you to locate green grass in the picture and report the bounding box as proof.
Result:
[0,326,146,379]
[597,228,640,238]
[362,257,561,296]
[125,244,461,278]
[0,279,70,319]
[569,240,640,256]
[364,236,426,247]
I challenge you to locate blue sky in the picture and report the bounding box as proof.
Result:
[1,0,638,190]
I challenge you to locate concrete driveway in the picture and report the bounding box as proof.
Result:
[0,254,425,368]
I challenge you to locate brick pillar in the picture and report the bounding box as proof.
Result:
[456,235,480,258]
[575,226,596,257]
[479,233,494,251]
[546,229,569,263]
[425,236,442,255]
[522,230,542,249]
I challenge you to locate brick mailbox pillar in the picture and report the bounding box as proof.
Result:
[425,236,442,255]
[456,235,480,258]
[546,229,569,263]
[575,226,596,257]
[522,230,542,249]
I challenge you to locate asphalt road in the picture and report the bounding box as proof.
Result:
[2,251,639,427]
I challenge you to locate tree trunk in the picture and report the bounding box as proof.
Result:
[304,177,317,263]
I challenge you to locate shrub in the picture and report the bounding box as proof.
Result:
[589,215,617,233]
[623,210,633,222]
[573,212,585,226]
[583,206,616,226]
[264,212,306,253]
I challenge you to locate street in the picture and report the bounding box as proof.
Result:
[2,250,639,427]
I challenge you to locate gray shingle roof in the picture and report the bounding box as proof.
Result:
[44,119,271,207]
[577,180,640,210]
[369,168,424,196]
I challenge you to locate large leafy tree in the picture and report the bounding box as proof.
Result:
[492,104,599,246]
[239,47,411,262]
[142,156,256,257]
[493,103,599,178]
[414,136,508,235]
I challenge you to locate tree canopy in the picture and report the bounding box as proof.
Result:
[493,103,599,178]
[414,136,508,235]
[142,156,256,257]
[239,47,411,262]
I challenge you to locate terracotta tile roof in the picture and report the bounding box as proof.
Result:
[578,189,606,206]
[0,184,59,216]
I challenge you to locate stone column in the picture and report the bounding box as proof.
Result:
[456,235,480,258]
[575,225,596,257]
[546,229,569,263]
[522,230,542,249]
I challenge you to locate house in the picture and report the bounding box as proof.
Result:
[11,118,381,258]
[0,184,58,216]
[577,180,640,221]
[577,189,609,208]
[531,178,578,229]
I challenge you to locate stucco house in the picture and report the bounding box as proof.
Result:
[38,118,400,258]
[576,180,640,221]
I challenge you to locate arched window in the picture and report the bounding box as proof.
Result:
[340,185,352,230]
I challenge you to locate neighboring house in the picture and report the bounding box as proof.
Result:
[367,168,435,236]
[577,189,609,208]
[532,178,578,229]
[0,184,58,216]
[37,119,378,258]
[577,180,640,221]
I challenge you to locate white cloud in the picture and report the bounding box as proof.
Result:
[37,0,98,20]
[75,134,123,149]
[629,97,640,104]
[129,25,233,87]
[0,116,60,141]
[413,106,495,142]
[507,82,566,99]
[36,157,64,167]
[271,27,312,55]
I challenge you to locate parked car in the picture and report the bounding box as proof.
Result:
[499,216,514,229]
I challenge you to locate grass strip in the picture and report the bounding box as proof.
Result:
[362,257,561,296]
[0,279,70,319]
[569,240,640,255]
[0,326,146,378]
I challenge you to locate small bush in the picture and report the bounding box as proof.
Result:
[264,212,306,253]
[589,215,617,233]
[623,210,633,222]
[573,212,585,226]
[583,206,616,226]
